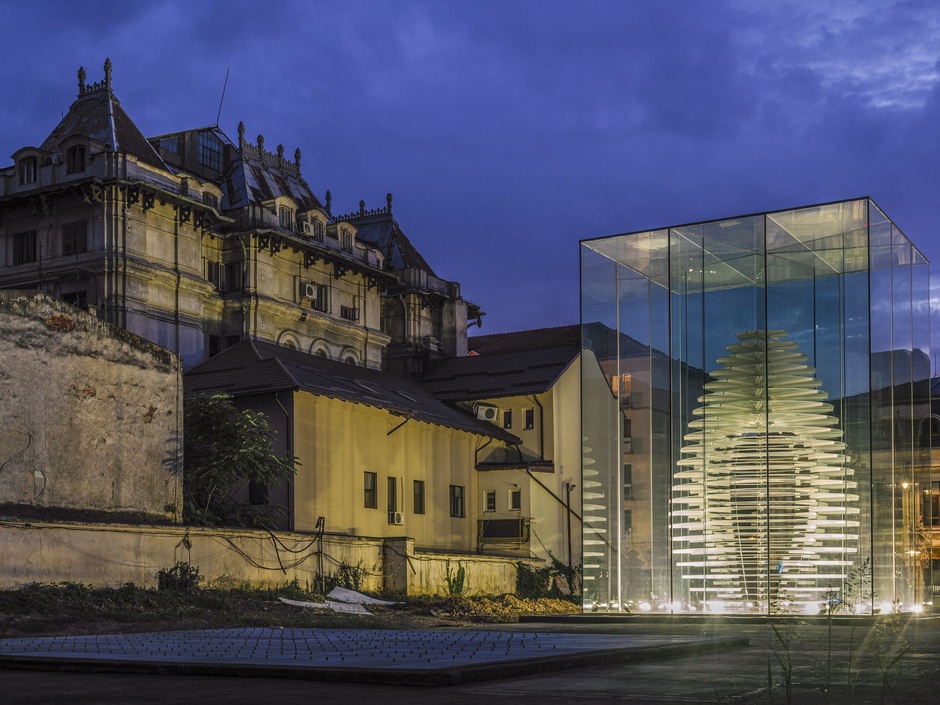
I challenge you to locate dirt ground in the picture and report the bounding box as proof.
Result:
[0,583,580,639]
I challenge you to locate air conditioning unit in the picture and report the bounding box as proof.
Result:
[476,405,499,422]
[297,221,313,236]
[388,511,404,526]
[300,281,317,299]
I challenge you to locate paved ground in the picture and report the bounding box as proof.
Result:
[0,616,937,704]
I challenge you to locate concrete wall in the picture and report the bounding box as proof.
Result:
[0,290,182,518]
[0,521,537,596]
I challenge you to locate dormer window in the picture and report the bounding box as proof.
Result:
[18,158,36,185]
[313,218,324,241]
[341,228,353,253]
[197,131,222,171]
[279,206,294,230]
[66,145,86,174]
[203,192,219,209]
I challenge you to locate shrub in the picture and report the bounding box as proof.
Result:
[156,561,203,591]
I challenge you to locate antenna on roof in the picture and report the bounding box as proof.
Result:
[214,67,230,127]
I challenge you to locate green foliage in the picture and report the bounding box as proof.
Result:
[156,561,203,592]
[318,561,368,594]
[444,561,467,597]
[182,394,297,527]
[515,557,581,602]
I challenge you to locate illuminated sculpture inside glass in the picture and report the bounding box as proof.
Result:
[671,329,859,614]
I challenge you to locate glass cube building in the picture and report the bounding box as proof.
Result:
[581,198,932,615]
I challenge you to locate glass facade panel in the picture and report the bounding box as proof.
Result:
[581,198,931,615]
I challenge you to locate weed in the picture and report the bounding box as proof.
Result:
[156,561,203,592]
[769,621,799,705]
[334,561,366,592]
[444,561,467,597]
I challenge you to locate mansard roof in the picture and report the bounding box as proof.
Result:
[338,195,437,275]
[222,123,323,212]
[185,340,518,443]
[40,60,166,171]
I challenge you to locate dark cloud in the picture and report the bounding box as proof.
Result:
[2,0,940,335]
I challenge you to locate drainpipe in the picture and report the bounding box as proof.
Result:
[274,392,294,531]
[531,394,545,460]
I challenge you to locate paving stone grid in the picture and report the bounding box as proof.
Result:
[0,628,696,670]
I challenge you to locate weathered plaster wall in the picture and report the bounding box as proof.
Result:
[291,391,482,551]
[0,290,182,518]
[0,522,536,595]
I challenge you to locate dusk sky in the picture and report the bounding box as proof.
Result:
[2,1,939,342]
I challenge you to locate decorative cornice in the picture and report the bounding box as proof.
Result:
[77,58,117,103]
[331,193,394,223]
[239,125,302,177]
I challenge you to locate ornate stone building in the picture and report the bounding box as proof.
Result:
[0,60,479,372]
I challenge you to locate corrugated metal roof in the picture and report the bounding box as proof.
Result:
[184,340,518,442]
[420,344,580,401]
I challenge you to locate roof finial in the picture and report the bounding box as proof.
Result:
[277,144,285,161]
[104,58,112,91]
[294,147,301,170]
[257,134,264,151]
[325,190,332,215]
[238,121,245,148]
[359,200,366,216]
[386,192,393,214]
[78,66,86,94]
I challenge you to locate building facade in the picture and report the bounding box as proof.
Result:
[185,340,519,552]
[581,198,932,614]
[0,60,478,373]
[422,326,583,568]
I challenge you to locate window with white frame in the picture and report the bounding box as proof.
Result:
[278,206,294,230]
[509,488,522,511]
[484,490,496,512]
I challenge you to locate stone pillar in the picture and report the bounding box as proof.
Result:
[383,536,414,595]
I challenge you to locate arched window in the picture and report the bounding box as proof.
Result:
[279,206,294,230]
[344,356,357,366]
[18,158,36,185]
[65,146,86,174]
